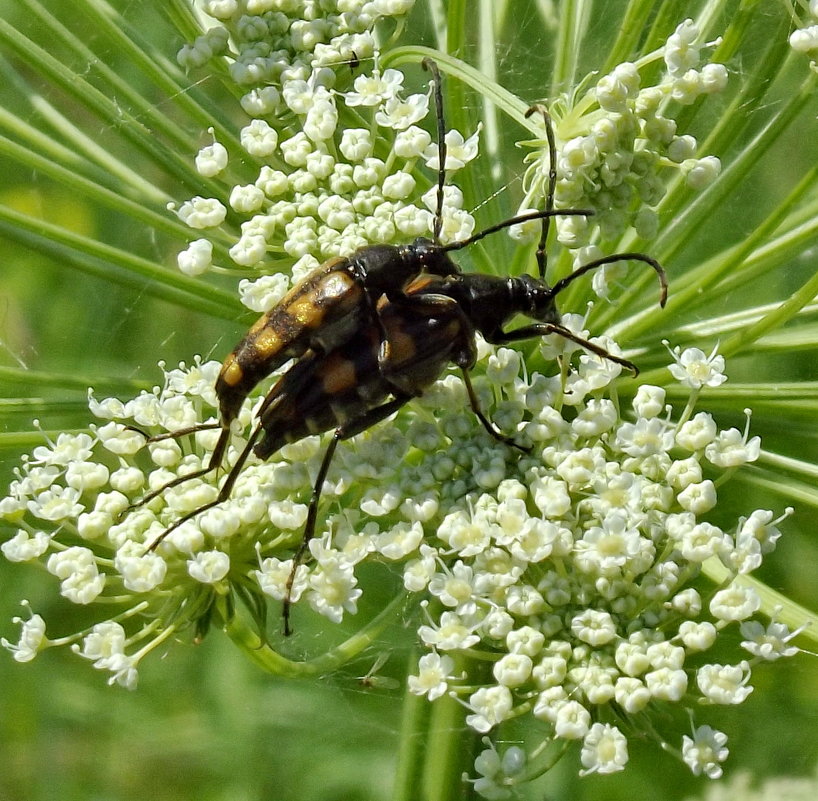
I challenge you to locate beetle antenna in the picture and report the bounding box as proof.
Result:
[550,252,668,308]
[441,208,593,252]
[422,58,447,245]
[525,104,557,280]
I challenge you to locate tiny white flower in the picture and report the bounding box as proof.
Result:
[682,155,722,189]
[571,609,617,646]
[696,661,753,704]
[709,584,761,622]
[177,238,214,276]
[504,626,545,658]
[740,619,801,660]
[614,677,651,714]
[194,133,228,176]
[677,620,718,652]
[1,609,47,662]
[339,128,372,162]
[465,685,514,733]
[238,273,289,313]
[682,725,729,779]
[280,131,313,167]
[240,86,281,116]
[790,25,818,53]
[676,479,717,514]
[705,423,761,468]
[375,93,429,130]
[492,652,533,688]
[645,666,688,701]
[2,529,51,562]
[394,125,432,158]
[115,547,167,593]
[632,385,666,418]
[666,342,727,388]
[579,723,629,775]
[240,119,279,157]
[423,125,481,171]
[664,19,701,78]
[418,610,480,650]
[675,412,718,450]
[308,559,362,623]
[174,196,227,229]
[255,556,308,603]
[555,700,592,739]
[381,171,416,199]
[408,651,456,700]
[376,521,423,560]
[187,549,230,584]
[229,183,266,213]
[345,68,404,106]
[28,486,84,522]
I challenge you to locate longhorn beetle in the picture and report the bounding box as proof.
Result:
[171,215,666,632]
[131,60,591,511]
[136,70,667,633]
[140,100,667,634]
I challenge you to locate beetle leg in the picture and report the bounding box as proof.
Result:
[125,424,230,512]
[460,369,530,453]
[144,420,265,552]
[283,394,412,635]
[375,292,476,378]
[491,323,639,375]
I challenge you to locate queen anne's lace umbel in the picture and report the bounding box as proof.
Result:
[0,1,803,790]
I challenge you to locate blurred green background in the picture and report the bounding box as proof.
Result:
[1,1,817,800]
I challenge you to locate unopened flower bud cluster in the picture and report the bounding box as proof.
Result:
[516,18,726,261]
[172,0,483,312]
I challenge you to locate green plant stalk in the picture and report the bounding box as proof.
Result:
[702,554,818,648]
[0,364,152,394]
[79,0,246,151]
[550,0,588,97]
[602,0,657,75]
[0,204,245,321]
[222,591,412,678]
[0,16,206,195]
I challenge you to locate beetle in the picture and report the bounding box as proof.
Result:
[135,83,669,637]
[143,241,666,632]
[132,61,591,510]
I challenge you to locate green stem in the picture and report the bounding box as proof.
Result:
[602,0,656,74]
[393,650,479,801]
[222,591,411,677]
[702,555,818,648]
[392,652,430,801]
[0,365,152,394]
[0,204,245,321]
[550,0,588,96]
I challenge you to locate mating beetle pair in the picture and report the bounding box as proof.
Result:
[135,59,667,633]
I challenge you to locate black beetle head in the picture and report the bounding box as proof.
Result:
[408,237,460,277]
[515,274,561,324]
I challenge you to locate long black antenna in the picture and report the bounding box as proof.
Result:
[551,252,668,307]
[525,104,558,280]
[422,58,447,245]
[441,208,593,252]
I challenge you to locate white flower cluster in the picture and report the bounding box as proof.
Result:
[789,0,818,69]
[518,18,726,262]
[0,339,796,784]
[171,0,482,307]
